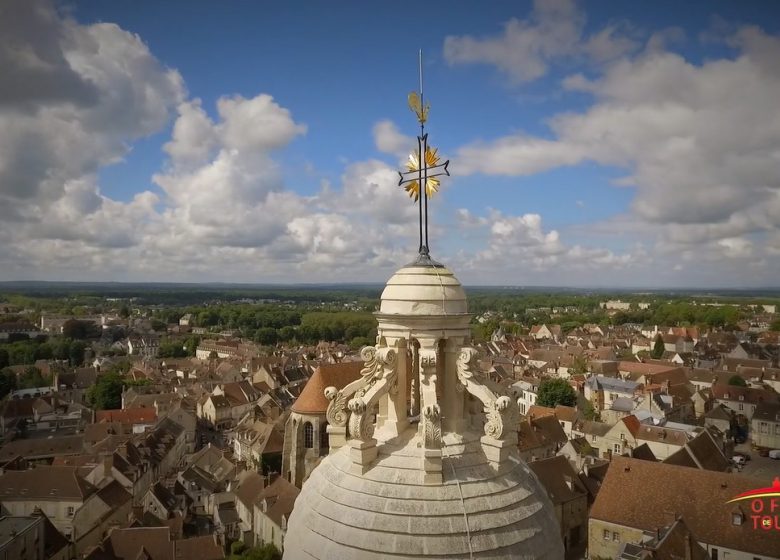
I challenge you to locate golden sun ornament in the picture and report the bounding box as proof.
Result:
[404,145,441,201]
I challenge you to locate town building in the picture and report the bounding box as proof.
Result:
[589,457,780,559]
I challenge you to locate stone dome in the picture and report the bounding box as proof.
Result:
[283,258,564,560]
[379,265,468,316]
[283,430,563,560]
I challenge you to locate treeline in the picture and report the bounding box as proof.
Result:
[0,338,87,368]
[0,366,51,398]
[251,311,376,347]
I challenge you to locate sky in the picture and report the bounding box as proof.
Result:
[2,0,780,288]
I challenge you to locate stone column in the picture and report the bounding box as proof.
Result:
[418,340,442,484]
[380,337,408,438]
[442,340,467,433]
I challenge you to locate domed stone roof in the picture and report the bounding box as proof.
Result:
[379,265,467,316]
[283,430,563,559]
[283,258,563,559]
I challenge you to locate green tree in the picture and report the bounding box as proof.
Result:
[569,355,589,375]
[652,334,665,359]
[771,318,780,331]
[62,319,90,339]
[158,342,187,358]
[536,378,578,408]
[580,398,599,421]
[255,327,278,346]
[278,326,297,342]
[69,340,87,366]
[229,543,281,560]
[18,367,47,389]
[86,373,124,410]
[0,348,8,369]
[119,305,130,318]
[728,375,747,387]
[0,369,17,398]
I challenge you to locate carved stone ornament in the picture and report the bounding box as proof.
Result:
[324,346,396,431]
[422,403,441,448]
[324,386,349,427]
[456,347,518,440]
[322,346,399,443]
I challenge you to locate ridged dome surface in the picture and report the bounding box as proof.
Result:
[379,265,468,316]
[283,430,564,560]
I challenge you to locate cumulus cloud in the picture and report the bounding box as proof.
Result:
[0,0,183,225]
[373,120,414,158]
[444,0,638,83]
[0,0,417,284]
[453,25,780,255]
[449,209,643,285]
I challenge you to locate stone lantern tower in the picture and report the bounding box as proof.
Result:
[282,57,563,559]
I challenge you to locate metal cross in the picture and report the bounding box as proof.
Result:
[397,50,450,265]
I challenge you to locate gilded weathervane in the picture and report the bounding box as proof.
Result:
[398,51,450,265]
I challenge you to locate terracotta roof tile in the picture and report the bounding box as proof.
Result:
[96,408,157,424]
[591,457,780,557]
[291,361,363,414]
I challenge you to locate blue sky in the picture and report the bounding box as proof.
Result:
[2,0,780,286]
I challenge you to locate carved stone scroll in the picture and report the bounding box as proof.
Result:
[418,348,441,448]
[325,345,395,431]
[456,347,518,440]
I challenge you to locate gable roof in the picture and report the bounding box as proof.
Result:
[254,476,300,527]
[0,435,86,462]
[528,455,588,505]
[663,429,730,472]
[96,408,157,424]
[0,466,96,501]
[591,457,780,557]
[291,361,363,414]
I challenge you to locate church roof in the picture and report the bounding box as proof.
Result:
[290,361,363,415]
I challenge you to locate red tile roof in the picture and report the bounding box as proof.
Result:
[96,408,157,424]
[591,457,780,557]
[291,361,363,414]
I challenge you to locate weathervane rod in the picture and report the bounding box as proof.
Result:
[418,50,425,254]
[398,49,449,265]
[420,50,430,254]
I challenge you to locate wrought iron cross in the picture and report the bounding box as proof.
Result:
[398,50,450,263]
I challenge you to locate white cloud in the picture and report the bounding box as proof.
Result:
[453,25,780,251]
[0,0,183,228]
[443,0,637,83]
[373,120,414,158]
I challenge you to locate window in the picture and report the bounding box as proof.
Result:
[66,506,75,517]
[613,444,621,454]
[591,435,597,442]
[711,547,719,560]
[303,422,314,449]
[320,424,329,455]
[613,532,620,542]
[620,433,625,441]
[738,403,744,411]
[732,512,744,526]
[760,422,769,434]
[603,529,611,540]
